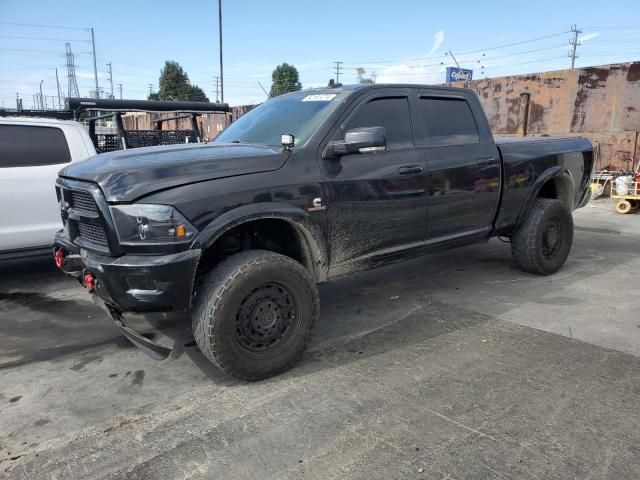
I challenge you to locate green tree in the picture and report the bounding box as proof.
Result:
[149,61,209,102]
[269,63,302,98]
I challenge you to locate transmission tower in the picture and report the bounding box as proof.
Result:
[65,43,80,98]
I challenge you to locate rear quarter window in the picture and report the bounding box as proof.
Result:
[0,124,71,168]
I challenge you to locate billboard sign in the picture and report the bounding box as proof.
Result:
[446,67,473,83]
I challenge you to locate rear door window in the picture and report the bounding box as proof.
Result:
[341,96,414,150]
[417,97,480,146]
[0,124,71,168]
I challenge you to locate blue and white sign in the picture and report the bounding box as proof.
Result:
[446,67,473,83]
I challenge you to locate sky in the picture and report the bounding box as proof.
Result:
[0,0,639,108]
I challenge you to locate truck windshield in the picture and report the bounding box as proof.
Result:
[214,92,344,148]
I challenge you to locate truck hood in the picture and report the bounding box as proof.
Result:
[60,143,288,202]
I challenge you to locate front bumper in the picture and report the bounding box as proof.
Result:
[54,230,201,313]
[92,295,172,360]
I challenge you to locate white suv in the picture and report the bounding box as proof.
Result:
[0,116,96,260]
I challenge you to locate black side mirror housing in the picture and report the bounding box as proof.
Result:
[323,126,387,159]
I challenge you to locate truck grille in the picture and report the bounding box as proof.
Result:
[78,220,108,246]
[57,180,112,254]
[70,190,98,213]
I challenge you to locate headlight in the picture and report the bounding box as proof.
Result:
[109,204,197,244]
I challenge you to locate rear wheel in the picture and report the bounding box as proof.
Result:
[191,250,319,381]
[511,198,574,275]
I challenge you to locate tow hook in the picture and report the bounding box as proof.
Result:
[54,248,65,269]
[83,272,96,292]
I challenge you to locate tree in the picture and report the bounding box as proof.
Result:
[269,63,302,98]
[148,61,209,102]
[356,67,376,84]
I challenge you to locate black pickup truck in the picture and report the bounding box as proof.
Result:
[53,84,593,380]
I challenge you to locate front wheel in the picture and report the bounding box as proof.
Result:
[511,198,574,275]
[191,250,319,381]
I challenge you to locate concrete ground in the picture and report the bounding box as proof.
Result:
[1,198,639,479]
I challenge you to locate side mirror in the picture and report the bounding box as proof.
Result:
[323,126,387,159]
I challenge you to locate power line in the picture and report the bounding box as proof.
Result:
[0,47,84,54]
[0,34,90,42]
[341,31,567,66]
[0,22,87,30]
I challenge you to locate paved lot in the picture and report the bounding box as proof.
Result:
[1,198,639,479]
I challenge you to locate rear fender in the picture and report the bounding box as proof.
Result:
[515,166,575,229]
[192,202,328,282]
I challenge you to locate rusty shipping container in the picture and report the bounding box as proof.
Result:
[455,61,640,172]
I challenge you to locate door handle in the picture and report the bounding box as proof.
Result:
[398,165,423,175]
[476,157,497,166]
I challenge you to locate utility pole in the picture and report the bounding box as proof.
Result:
[213,76,220,102]
[90,27,99,98]
[53,68,62,109]
[257,81,269,99]
[568,24,582,69]
[148,84,154,97]
[39,80,44,111]
[333,61,343,83]
[118,83,123,100]
[218,0,224,102]
[106,62,114,99]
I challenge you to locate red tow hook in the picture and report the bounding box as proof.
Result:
[83,272,96,293]
[54,248,65,269]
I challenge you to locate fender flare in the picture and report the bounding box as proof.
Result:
[515,166,576,228]
[192,202,329,282]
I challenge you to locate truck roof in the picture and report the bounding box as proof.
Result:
[0,115,84,128]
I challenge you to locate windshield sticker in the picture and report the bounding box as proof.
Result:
[302,93,337,102]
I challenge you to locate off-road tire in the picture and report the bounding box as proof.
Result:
[511,198,573,275]
[192,250,319,381]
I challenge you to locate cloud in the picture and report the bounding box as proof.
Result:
[427,30,445,56]
[580,32,600,43]
[76,71,107,80]
[376,64,444,84]
[366,30,446,85]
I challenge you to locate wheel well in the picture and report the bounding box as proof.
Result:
[537,176,573,206]
[194,218,314,289]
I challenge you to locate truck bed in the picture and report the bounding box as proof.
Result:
[493,135,594,234]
